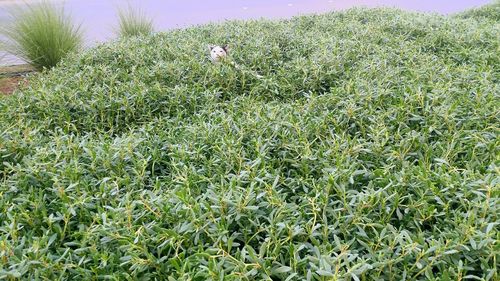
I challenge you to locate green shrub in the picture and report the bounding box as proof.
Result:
[0,6,498,280]
[116,5,154,38]
[0,1,83,71]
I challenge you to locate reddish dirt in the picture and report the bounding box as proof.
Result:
[0,76,24,95]
[0,64,34,95]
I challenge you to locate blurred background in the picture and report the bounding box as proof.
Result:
[0,0,492,65]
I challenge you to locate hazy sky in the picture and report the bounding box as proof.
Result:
[59,0,492,41]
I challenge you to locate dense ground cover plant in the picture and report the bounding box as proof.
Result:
[459,0,500,21]
[0,1,83,70]
[0,4,498,280]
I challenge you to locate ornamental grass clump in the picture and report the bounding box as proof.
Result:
[0,1,83,70]
[115,5,154,38]
[0,3,498,280]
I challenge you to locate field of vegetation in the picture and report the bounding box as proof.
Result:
[0,3,498,280]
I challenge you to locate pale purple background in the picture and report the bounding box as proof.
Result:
[0,0,492,65]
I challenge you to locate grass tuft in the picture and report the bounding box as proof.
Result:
[116,5,154,38]
[0,1,83,71]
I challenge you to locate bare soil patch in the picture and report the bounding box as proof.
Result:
[0,64,33,95]
[0,76,23,95]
